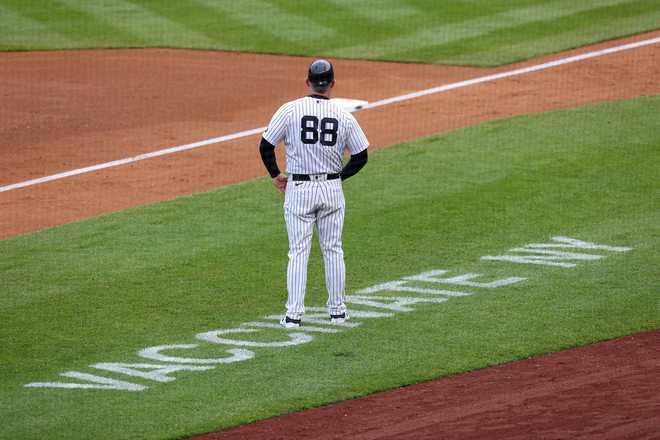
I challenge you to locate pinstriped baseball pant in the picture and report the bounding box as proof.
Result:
[284,179,346,320]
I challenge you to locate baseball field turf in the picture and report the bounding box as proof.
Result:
[3,95,659,439]
[1,1,659,439]
[1,0,659,65]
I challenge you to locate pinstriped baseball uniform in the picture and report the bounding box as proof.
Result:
[263,95,369,321]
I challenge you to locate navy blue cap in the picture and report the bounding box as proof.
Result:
[308,59,334,87]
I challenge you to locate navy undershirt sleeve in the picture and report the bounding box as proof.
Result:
[259,137,280,178]
[340,149,368,181]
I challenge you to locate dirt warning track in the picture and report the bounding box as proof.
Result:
[1,31,659,239]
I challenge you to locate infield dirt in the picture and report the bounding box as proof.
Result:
[2,31,659,439]
[1,31,659,239]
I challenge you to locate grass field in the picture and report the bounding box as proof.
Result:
[2,96,659,439]
[2,1,659,438]
[0,0,659,65]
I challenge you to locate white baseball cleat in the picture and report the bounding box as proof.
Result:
[330,313,348,324]
[280,316,302,328]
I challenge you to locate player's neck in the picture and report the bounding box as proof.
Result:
[308,86,331,99]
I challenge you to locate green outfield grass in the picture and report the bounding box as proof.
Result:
[1,0,659,65]
[1,95,658,439]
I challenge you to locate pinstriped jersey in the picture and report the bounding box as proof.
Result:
[263,96,369,174]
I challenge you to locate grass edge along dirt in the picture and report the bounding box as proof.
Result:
[1,95,659,439]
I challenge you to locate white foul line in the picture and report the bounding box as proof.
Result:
[2,36,659,194]
[0,127,267,193]
[364,36,660,109]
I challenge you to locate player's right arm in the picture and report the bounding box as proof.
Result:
[259,103,292,193]
[259,137,280,178]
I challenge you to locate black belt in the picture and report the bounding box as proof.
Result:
[291,173,340,181]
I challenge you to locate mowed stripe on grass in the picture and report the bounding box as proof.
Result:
[1,96,658,439]
[2,0,660,65]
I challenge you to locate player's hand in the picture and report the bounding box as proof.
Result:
[272,174,288,193]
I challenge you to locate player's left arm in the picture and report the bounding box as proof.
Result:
[340,149,368,180]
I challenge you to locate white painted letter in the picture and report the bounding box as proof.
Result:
[91,363,214,383]
[527,236,632,252]
[404,269,525,288]
[196,328,313,347]
[243,321,341,333]
[305,306,394,319]
[355,280,409,295]
[355,279,471,297]
[138,344,254,364]
[25,371,146,391]
[482,249,605,268]
[345,295,447,312]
